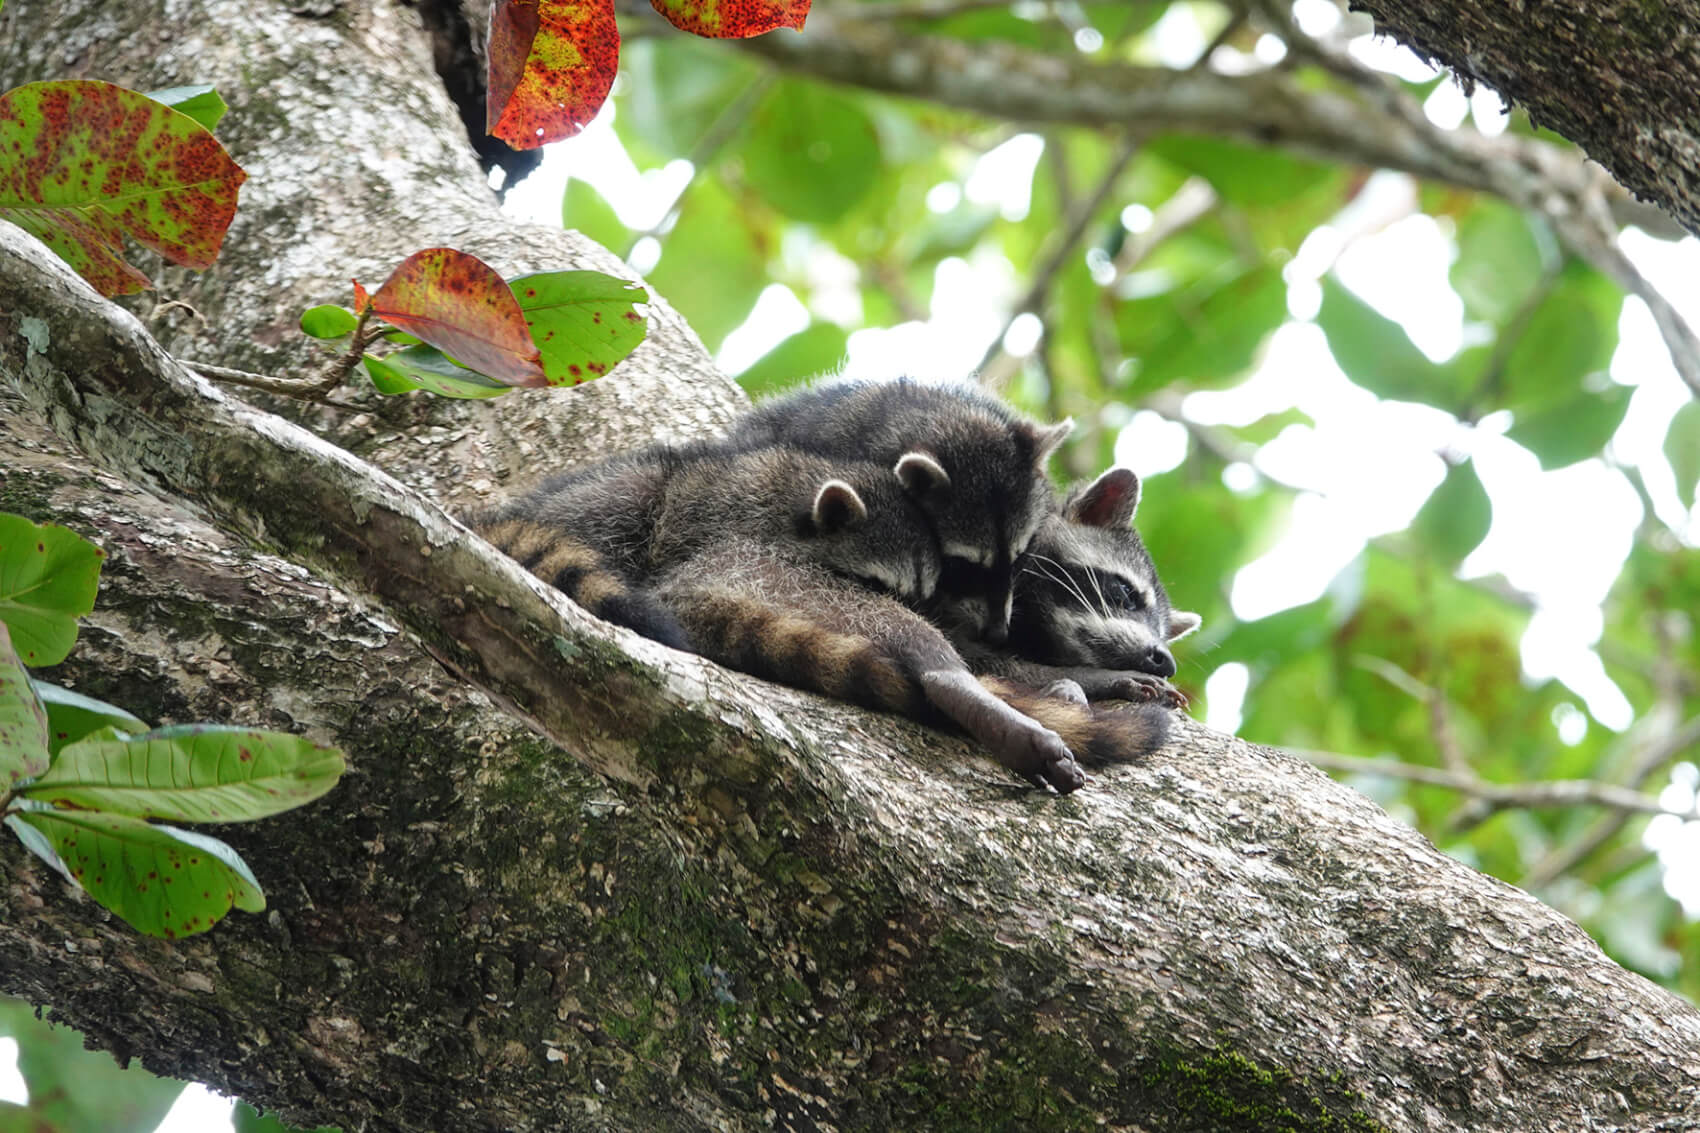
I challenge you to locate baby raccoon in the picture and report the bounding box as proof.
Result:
[727,378,1072,644]
[951,468,1201,706]
[472,441,944,649]
[474,444,1167,791]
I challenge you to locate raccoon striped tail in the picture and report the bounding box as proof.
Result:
[475,518,690,649]
[977,677,1171,767]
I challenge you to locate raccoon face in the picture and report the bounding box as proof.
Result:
[1006,468,1200,677]
[911,416,1074,645]
[800,467,941,604]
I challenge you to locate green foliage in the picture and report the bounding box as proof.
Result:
[0,515,345,940]
[1411,458,1491,567]
[0,998,186,1132]
[0,514,104,668]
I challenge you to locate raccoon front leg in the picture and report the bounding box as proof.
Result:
[959,648,1187,708]
[915,669,1085,792]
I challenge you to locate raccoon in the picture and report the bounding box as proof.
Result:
[648,536,1170,789]
[727,378,1073,644]
[474,444,1166,790]
[951,468,1201,706]
[472,441,946,650]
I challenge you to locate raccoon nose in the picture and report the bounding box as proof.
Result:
[1140,644,1177,678]
[982,619,1009,646]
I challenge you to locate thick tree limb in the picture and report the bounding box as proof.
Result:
[1348,0,1700,239]
[7,217,1700,1132]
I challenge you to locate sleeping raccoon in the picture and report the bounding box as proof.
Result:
[473,443,1168,791]
[949,468,1201,706]
[727,378,1072,644]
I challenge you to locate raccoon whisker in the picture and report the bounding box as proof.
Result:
[1026,553,1094,614]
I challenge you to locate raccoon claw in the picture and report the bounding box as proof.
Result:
[1107,672,1187,708]
[1011,728,1085,794]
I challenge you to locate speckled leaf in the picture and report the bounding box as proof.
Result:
[487,0,620,149]
[351,278,372,313]
[364,345,513,399]
[33,679,148,755]
[13,808,264,938]
[145,84,228,132]
[0,80,245,296]
[0,622,50,786]
[370,248,546,385]
[651,0,809,37]
[0,513,104,667]
[511,269,647,386]
[22,723,345,823]
[300,304,359,340]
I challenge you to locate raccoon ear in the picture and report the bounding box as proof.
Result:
[894,451,951,501]
[1068,467,1141,529]
[812,479,868,534]
[1027,418,1074,464]
[1167,610,1202,641]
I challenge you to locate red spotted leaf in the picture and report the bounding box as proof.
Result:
[351,278,371,314]
[0,80,245,297]
[369,248,545,386]
[486,0,619,149]
[651,0,809,37]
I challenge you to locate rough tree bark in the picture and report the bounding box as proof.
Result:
[1348,0,1700,240]
[2,3,1698,1132]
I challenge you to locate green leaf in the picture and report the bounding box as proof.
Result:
[1665,400,1700,510]
[0,997,187,1130]
[232,1099,341,1133]
[1450,201,1547,324]
[13,807,265,937]
[300,304,359,340]
[1411,458,1492,567]
[23,723,345,823]
[561,178,630,252]
[0,513,104,667]
[0,80,246,296]
[1500,284,1618,409]
[647,179,766,351]
[363,347,512,400]
[0,622,51,787]
[1505,384,1634,469]
[1317,276,1463,408]
[32,680,149,755]
[1148,136,1335,209]
[736,322,848,397]
[1120,263,1287,396]
[145,83,228,132]
[737,80,882,224]
[511,270,649,386]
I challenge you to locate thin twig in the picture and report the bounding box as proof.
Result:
[978,134,1140,383]
[182,308,384,404]
[1298,748,1700,821]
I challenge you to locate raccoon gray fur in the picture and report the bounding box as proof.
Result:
[726,378,1073,644]
[950,468,1201,707]
[472,441,943,650]
[474,443,1164,790]
[649,537,1170,785]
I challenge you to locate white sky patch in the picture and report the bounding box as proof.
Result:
[1423,79,1471,131]
[1002,311,1045,358]
[1470,86,1511,136]
[1333,213,1464,361]
[1204,662,1250,733]
[1114,410,1190,478]
[153,1083,234,1133]
[0,1038,24,1104]
[1644,762,1700,916]
[1147,2,1209,67]
[1348,34,1442,82]
[718,284,812,375]
[1232,492,1369,620]
[966,133,1044,221]
[1292,0,1343,36]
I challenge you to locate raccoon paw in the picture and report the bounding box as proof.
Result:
[1041,678,1090,706]
[1104,672,1187,708]
[1004,724,1086,794]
